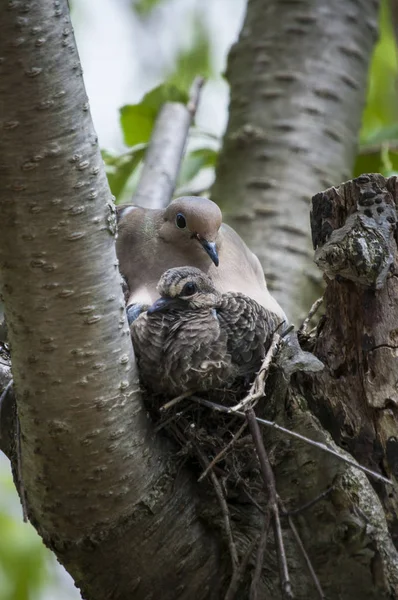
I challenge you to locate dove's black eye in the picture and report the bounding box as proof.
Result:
[181,282,197,296]
[176,213,186,229]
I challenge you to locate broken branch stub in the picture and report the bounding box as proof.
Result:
[312,176,397,289]
[309,173,398,548]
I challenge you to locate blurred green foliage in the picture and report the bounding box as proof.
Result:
[354,0,398,177]
[166,14,213,93]
[103,7,215,202]
[132,0,163,17]
[0,465,66,600]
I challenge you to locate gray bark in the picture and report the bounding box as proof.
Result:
[212,0,380,322]
[0,2,221,598]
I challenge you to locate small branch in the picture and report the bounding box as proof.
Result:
[187,76,205,116]
[190,397,393,486]
[298,297,323,335]
[246,409,293,600]
[194,444,239,572]
[224,537,258,600]
[249,509,272,600]
[154,405,192,433]
[285,487,334,517]
[230,333,281,412]
[279,497,325,599]
[133,76,205,209]
[160,391,194,412]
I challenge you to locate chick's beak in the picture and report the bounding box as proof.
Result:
[147,297,179,315]
[198,237,219,267]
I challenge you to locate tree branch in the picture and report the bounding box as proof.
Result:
[133,77,204,209]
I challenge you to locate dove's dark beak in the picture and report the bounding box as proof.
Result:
[198,237,219,267]
[147,297,181,315]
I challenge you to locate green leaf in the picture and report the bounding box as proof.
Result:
[359,0,398,146]
[353,151,383,178]
[353,146,398,178]
[177,148,218,187]
[132,0,163,17]
[102,146,146,202]
[120,84,189,147]
[360,124,398,147]
[0,468,52,600]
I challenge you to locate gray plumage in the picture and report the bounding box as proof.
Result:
[130,267,283,396]
[116,196,286,320]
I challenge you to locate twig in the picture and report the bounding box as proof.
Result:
[230,333,281,412]
[190,396,393,486]
[194,444,239,572]
[285,486,334,517]
[224,536,258,600]
[299,297,323,335]
[279,497,325,599]
[154,405,192,433]
[246,409,293,599]
[160,391,193,412]
[132,76,205,210]
[251,415,392,486]
[249,509,272,600]
[187,76,205,116]
[198,422,247,482]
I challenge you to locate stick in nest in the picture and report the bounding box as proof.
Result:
[229,333,281,413]
[194,443,239,573]
[198,421,247,483]
[246,409,293,600]
[249,509,272,600]
[298,297,323,335]
[223,536,258,600]
[191,396,392,486]
[279,496,325,599]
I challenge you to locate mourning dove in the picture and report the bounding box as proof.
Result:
[116,196,286,321]
[130,267,283,396]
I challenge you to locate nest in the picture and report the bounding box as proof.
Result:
[147,386,266,498]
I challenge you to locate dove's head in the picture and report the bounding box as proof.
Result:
[147,267,222,314]
[160,197,222,266]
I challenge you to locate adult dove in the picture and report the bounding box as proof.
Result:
[130,267,283,397]
[116,196,286,320]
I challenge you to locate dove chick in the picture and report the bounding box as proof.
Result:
[130,267,283,397]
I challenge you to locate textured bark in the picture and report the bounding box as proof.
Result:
[212,0,380,322]
[309,174,398,552]
[0,2,221,599]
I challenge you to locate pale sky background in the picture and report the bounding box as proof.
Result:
[72,0,246,151]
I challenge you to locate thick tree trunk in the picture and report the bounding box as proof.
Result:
[212,0,380,322]
[0,2,221,599]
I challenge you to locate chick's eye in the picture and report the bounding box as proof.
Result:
[176,213,186,229]
[182,282,196,296]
